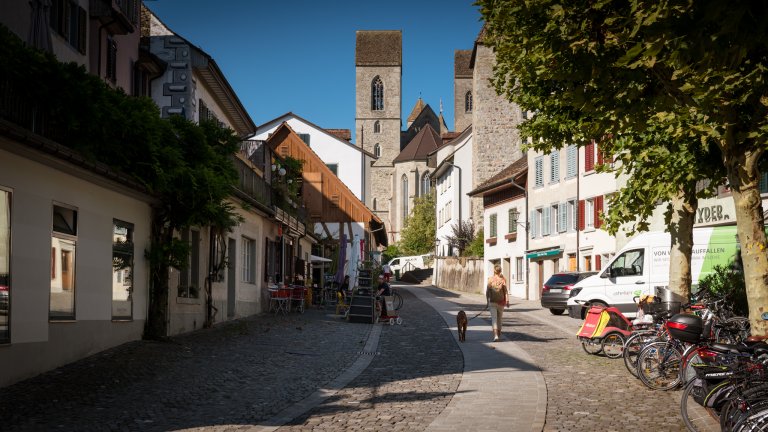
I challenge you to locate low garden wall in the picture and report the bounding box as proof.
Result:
[433,256,484,294]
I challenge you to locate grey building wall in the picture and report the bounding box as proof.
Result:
[471,44,524,226]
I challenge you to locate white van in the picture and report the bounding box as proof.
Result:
[387,254,431,277]
[566,226,741,318]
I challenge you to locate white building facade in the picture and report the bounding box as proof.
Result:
[526,141,618,300]
[433,127,473,256]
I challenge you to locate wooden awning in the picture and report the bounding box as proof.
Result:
[266,123,387,246]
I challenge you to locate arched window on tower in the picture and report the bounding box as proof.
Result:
[422,171,431,196]
[374,143,381,158]
[372,76,384,111]
[374,121,381,133]
[465,91,473,113]
[401,174,409,220]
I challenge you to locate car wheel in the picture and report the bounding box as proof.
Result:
[549,308,565,315]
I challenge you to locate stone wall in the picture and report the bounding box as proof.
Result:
[471,44,524,226]
[355,65,401,231]
[390,160,429,240]
[433,256,484,294]
[453,76,472,132]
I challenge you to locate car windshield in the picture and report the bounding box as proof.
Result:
[545,274,579,285]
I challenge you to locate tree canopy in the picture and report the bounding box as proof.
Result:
[478,0,768,333]
[399,192,436,256]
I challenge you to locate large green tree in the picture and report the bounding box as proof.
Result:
[399,192,437,255]
[479,0,768,334]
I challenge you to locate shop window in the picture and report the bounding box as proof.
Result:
[51,204,77,320]
[112,220,134,320]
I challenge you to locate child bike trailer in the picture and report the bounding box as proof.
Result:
[576,303,632,358]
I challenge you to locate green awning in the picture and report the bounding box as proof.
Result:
[526,249,562,259]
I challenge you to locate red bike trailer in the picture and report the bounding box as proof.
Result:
[576,302,633,358]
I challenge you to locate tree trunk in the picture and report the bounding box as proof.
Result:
[667,186,698,301]
[724,144,768,337]
[144,213,171,340]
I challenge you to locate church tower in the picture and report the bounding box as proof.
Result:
[453,50,473,132]
[355,30,402,239]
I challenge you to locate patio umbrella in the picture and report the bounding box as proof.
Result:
[334,233,347,285]
[28,0,53,53]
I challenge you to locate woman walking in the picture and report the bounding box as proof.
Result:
[486,265,508,342]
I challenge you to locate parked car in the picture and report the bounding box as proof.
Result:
[540,272,597,315]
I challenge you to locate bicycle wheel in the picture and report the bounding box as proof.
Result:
[392,291,403,310]
[716,317,750,344]
[601,332,625,359]
[581,338,603,355]
[681,379,722,432]
[721,383,768,431]
[732,405,768,432]
[637,341,682,390]
[623,331,658,378]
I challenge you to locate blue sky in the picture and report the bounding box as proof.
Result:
[145,0,483,140]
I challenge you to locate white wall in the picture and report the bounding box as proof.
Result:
[0,143,152,387]
[435,133,472,255]
[254,116,366,200]
[483,196,528,299]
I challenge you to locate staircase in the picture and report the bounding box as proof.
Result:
[400,268,434,285]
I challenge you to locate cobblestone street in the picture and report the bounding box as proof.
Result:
[0,283,690,431]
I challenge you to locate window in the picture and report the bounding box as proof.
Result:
[326,163,338,176]
[522,109,528,120]
[609,249,644,277]
[584,255,592,272]
[371,76,384,111]
[374,121,381,133]
[542,207,551,236]
[421,172,431,195]
[568,199,577,231]
[534,156,543,187]
[105,36,117,83]
[532,208,543,238]
[516,257,523,282]
[465,91,473,113]
[566,145,577,178]
[112,220,134,320]
[490,214,497,238]
[0,189,11,343]
[551,204,560,234]
[508,208,519,233]
[374,143,381,158]
[373,198,377,211]
[401,175,409,220]
[298,134,311,146]
[241,236,256,283]
[178,229,200,298]
[760,172,768,194]
[550,151,560,183]
[585,198,595,229]
[585,140,596,171]
[51,204,77,320]
[557,203,567,233]
[51,0,87,54]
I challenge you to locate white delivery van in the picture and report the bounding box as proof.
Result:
[567,226,742,319]
[387,254,431,277]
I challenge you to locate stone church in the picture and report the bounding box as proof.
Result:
[355,29,523,244]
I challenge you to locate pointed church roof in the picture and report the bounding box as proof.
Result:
[393,123,442,163]
[406,97,426,124]
[438,112,449,135]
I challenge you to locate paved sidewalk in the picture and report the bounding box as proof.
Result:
[405,285,546,432]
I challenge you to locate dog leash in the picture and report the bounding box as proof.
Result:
[466,296,490,321]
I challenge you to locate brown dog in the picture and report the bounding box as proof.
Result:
[457,310,468,342]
